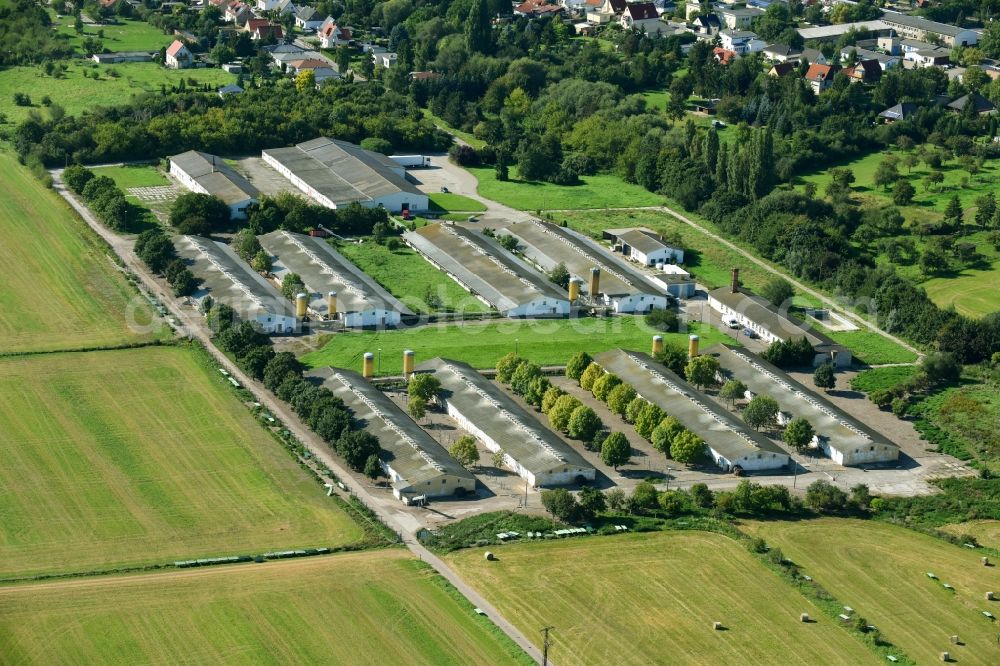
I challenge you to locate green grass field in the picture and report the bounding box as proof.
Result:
[798,149,1000,317]
[941,520,1000,549]
[51,14,177,52]
[0,62,234,123]
[447,531,878,665]
[428,192,486,212]
[468,166,663,211]
[302,317,734,374]
[0,153,164,353]
[818,328,918,366]
[0,550,532,665]
[334,240,491,313]
[749,519,1000,666]
[92,164,170,189]
[850,366,919,394]
[0,346,365,579]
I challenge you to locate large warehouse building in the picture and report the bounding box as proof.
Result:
[706,345,900,466]
[501,221,673,310]
[174,235,297,334]
[593,349,790,473]
[309,367,476,503]
[416,358,596,487]
[258,230,412,327]
[404,223,570,317]
[169,150,260,219]
[708,269,851,367]
[261,137,428,212]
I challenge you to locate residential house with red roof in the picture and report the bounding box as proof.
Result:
[805,63,839,94]
[165,40,193,69]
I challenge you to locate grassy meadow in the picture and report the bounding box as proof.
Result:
[428,192,486,213]
[301,316,733,374]
[334,240,491,313]
[0,152,164,353]
[0,62,235,124]
[748,519,1000,666]
[447,531,879,666]
[0,346,364,579]
[51,14,177,52]
[468,166,663,211]
[0,551,532,665]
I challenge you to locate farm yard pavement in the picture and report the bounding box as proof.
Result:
[128,184,182,202]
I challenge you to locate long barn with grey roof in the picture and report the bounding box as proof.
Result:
[258,230,412,327]
[261,137,428,213]
[403,223,570,317]
[174,235,297,334]
[309,367,475,502]
[416,358,595,487]
[593,349,790,473]
[169,150,259,219]
[705,344,899,466]
[501,220,670,311]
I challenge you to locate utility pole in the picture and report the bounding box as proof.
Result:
[541,626,553,666]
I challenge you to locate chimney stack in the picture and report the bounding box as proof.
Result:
[731,268,740,294]
[589,267,601,296]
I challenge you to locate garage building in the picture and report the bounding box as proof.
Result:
[174,235,297,334]
[169,150,260,219]
[309,367,476,503]
[706,344,899,466]
[593,349,790,473]
[261,137,428,213]
[415,358,596,487]
[502,221,672,310]
[606,227,684,266]
[258,230,412,327]
[404,223,570,317]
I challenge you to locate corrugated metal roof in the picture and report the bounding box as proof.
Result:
[262,137,422,206]
[257,231,412,316]
[615,228,675,256]
[403,223,567,314]
[709,286,842,350]
[504,221,664,298]
[593,349,788,464]
[706,344,898,458]
[169,150,259,206]
[417,358,595,477]
[309,367,475,488]
[173,235,291,318]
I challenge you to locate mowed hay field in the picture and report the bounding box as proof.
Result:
[941,520,1000,550]
[447,531,878,666]
[749,519,1000,666]
[0,551,532,665]
[0,346,363,579]
[0,153,162,353]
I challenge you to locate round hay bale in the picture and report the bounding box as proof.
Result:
[484,551,494,561]
[799,613,810,623]
[940,651,950,662]
[712,621,723,631]
[983,556,990,566]
[986,591,995,601]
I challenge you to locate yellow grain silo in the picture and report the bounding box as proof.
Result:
[568,278,580,301]
[362,352,374,378]
[295,293,308,318]
[403,350,415,377]
[688,334,699,359]
[652,335,664,355]
[588,267,601,296]
[327,291,338,319]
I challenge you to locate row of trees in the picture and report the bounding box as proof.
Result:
[133,228,198,296]
[570,353,707,467]
[208,303,382,476]
[63,165,140,233]
[541,477,875,525]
